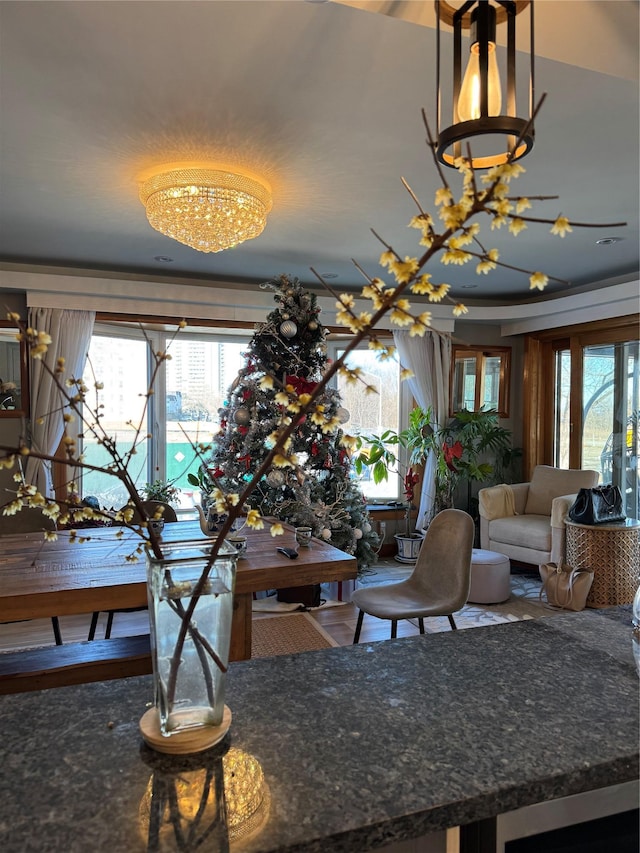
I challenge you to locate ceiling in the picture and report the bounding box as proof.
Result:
[0,0,638,312]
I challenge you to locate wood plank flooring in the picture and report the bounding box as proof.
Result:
[0,600,420,653]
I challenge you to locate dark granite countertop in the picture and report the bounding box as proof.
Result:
[0,607,638,852]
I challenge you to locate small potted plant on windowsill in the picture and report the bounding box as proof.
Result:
[353,406,435,562]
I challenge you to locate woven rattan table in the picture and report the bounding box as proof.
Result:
[565,518,640,607]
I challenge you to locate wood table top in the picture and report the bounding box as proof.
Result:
[0,519,357,621]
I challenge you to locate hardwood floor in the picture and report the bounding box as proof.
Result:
[0,600,421,653]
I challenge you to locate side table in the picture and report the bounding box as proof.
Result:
[565,518,640,607]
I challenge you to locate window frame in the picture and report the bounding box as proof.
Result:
[450,344,511,417]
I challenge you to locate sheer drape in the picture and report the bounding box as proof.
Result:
[26,308,95,495]
[393,329,451,529]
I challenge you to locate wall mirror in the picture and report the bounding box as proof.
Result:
[0,324,28,417]
[450,345,511,418]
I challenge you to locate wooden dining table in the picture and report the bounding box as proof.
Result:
[0,519,357,660]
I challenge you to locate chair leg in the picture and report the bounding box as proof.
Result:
[448,615,458,630]
[391,620,397,639]
[51,617,63,646]
[418,618,425,634]
[353,610,364,644]
[88,612,100,641]
[105,611,115,640]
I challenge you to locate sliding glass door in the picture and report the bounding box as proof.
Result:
[553,336,639,519]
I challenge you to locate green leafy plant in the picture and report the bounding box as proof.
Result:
[140,479,180,507]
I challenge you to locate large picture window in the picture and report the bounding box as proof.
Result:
[81,324,249,512]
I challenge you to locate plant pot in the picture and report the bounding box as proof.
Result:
[141,539,238,752]
[394,532,424,564]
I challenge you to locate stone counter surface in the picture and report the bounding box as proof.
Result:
[0,608,637,852]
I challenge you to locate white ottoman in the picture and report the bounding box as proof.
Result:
[468,549,511,604]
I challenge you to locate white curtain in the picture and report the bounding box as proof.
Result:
[393,329,451,529]
[25,308,95,496]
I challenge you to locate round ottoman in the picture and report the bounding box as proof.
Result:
[468,549,511,604]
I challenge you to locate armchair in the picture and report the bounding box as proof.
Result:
[478,465,599,569]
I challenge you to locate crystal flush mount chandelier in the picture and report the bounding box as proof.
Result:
[139,164,273,253]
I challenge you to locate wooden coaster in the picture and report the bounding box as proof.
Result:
[139,706,232,754]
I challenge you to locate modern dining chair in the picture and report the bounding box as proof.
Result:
[87,500,178,640]
[0,506,63,645]
[352,508,475,643]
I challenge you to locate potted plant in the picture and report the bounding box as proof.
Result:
[353,406,436,562]
[140,478,180,506]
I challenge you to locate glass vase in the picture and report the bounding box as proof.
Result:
[146,539,238,737]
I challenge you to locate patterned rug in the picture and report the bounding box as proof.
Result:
[357,560,553,633]
[251,612,338,658]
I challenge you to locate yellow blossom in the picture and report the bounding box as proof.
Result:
[408,213,433,231]
[434,186,453,206]
[409,312,432,336]
[476,258,497,275]
[390,307,413,327]
[400,368,414,381]
[529,272,549,291]
[0,455,15,469]
[274,391,290,406]
[388,257,419,284]
[259,375,274,391]
[270,522,284,537]
[273,453,295,468]
[509,218,527,236]
[336,293,355,311]
[321,416,341,434]
[550,216,573,237]
[246,509,264,530]
[178,319,187,328]
[428,284,450,303]
[490,198,513,216]
[379,250,395,269]
[442,248,472,266]
[515,197,531,214]
[453,303,469,317]
[340,434,358,451]
[491,215,506,231]
[43,530,58,542]
[411,274,433,295]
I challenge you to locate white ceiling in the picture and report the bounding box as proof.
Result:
[0,0,638,312]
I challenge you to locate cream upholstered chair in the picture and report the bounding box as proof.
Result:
[478,465,599,570]
[352,508,475,642]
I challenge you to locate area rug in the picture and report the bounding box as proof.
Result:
[251,612,338,658]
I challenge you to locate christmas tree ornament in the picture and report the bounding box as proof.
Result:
[267,470,285,488]
[354,528,363,539]
[282,313,290,320]
[363,522,372,534]
[308,321,318,331]
[234,407,250,426]
[336,407,350,424]
[321,528,332,539]
[280,320,297,339]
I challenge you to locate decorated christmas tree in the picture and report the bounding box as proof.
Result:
[201,274,379,569]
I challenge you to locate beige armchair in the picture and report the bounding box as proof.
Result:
[478,465,599,569]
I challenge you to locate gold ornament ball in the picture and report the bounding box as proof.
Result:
[280,320,297,339]
[308,321,318,331]
[234,407,250,426]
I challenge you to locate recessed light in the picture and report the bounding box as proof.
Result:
[321,272,338,279]
[595,237,624,246]
[154,255,174,263]
[461,284,478,289]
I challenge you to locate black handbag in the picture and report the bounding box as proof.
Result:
[568,484,626,525]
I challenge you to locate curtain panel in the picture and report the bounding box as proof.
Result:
[26,308,95,496]
[393,329,451,528]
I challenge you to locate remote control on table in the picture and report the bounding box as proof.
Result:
[276,547,299,559]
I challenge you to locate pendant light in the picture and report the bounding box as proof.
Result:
[435,0,535,170]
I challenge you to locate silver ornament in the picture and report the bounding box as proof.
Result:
[234,407,250,426]
[267,469,285,488]
[336,407,350,424]
[280,320,297,339]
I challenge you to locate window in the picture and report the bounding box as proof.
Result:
[331,341,406,503]
[80,324,249,511]
[450,345,511,417]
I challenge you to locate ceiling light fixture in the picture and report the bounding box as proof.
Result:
[435,1,535,169]
[595,236,623,246]
[139,163,272,253]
